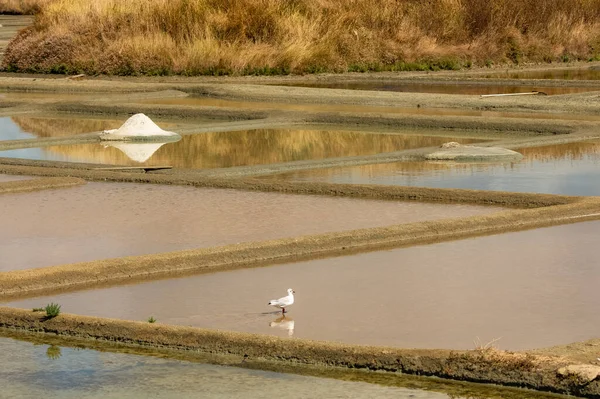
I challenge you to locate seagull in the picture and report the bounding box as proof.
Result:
[268,288,295,314]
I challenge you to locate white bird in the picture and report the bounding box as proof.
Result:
[268,288,295,314]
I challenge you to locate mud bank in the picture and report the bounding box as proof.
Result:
[0,160,584,206]
[1,197,599,299]
[0,331,573,399]
[4,98,588,135]
[2,76,600,117]
[0,176,85,194]
[0,307,598,397]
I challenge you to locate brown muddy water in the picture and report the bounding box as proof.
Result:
[0,181,499,271]
[7,220,600,351]
[0,337,455,399]
[269,140,600,196]
[0,115,124,140]
[275,81,596,96]
[0,127,484,167]
[485,67,600,80]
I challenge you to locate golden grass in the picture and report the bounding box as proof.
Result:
[3,0,600,74]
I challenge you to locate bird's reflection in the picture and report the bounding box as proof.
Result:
[269,315,295,336]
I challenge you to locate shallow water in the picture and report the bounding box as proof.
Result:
[0,337,449,399]
[0,116,123,141]
[0,181,498,271]
[277,81,596,96]
[8,220,600,351]
[485,67,600,80]
[269,140,600,196]
[0,128,483,167]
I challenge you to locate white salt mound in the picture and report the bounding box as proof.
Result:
[99,113,180,141]
[425,142,523,161]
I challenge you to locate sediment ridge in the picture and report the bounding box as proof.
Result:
[1,307,599,397]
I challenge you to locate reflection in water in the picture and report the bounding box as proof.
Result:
[277,82,596,96]
[46,345,61,360]
[270,315,295,336]
[0,182,498,271]
[7,221,600,351]
[0,128,483,168]
[3,116,123,139]
[270,140,600,196]
[0,117,36,140]
[1,337,452,399]
[484,67,600,80]
[103,142,171,163]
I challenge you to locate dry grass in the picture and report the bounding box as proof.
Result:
[0,0,52,14]
[3,0,600,75]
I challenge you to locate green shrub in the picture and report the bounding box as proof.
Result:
[44,303,61,319]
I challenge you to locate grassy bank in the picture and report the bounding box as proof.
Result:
[0,0,51,14]
[3,307,600,398]
[3,0,600,75]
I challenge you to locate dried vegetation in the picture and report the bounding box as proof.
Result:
[3,0,600,75]
[0,0,52,14]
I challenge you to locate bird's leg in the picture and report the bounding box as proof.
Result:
[282,307,286,314]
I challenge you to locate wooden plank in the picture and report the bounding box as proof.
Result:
[480,91,545,98]
[92,166,172,172]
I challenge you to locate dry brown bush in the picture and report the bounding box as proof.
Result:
[0,0,52,14]
[3,0,600,75]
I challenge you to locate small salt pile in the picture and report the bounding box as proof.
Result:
[99,113,180,141]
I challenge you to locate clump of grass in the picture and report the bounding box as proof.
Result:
[4,0,600,75]
[32,307,44,312]
[44,302,61,319]
[473,336,502,351]
[147,316,156,323]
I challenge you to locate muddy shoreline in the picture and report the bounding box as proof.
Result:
[1,307,599,397]
[0,329,569,399]
[0,176,85,194]
[2,67,600,396]
[0,187,598,300]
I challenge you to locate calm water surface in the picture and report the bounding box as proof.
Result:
[277,82,596,95]
[0,127,483,167]
[271,140,600,196]
[0,337,450,399]
[7,221,600,351]
[0,181,499,271]
[485,67,600,80]
[0,116,123,141]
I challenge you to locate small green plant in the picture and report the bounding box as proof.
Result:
[44,303,61,319]
[147,316,156,323]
